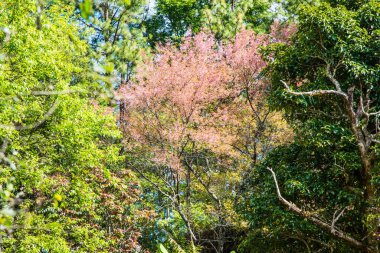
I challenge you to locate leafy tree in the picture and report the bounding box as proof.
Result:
[0,1,149,252]
[2,0,378,252]
[241,0,380,252]
[79,0,148,86]
[144,0,208,43]
[144,0,277,44]
[203,0,275,40]
[118,29,291,252]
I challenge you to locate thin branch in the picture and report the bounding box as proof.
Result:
[183,159,222,210]
[131,166,174,202]
[308,237,334,253]
[31,89,85,96]
[331,206,349,232]
[369,111,380,116]
[0,152,16,170]
[79,18,102,32]
[0,138,17,170]
[0,98,60,131]
[131,163,197,242]
[286,235,311,253]
[1,139,8,153]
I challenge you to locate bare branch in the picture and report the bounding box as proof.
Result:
[0,139,16,170]
[369,111,380,116]
[286,235,311,253]
[326,65,342,92]
[359,95,369,118]
[0,152,16,170]
[331,206,349,232]
[1,139,8,153]
[131,162,197,242]
[184,159,223,210]
[174,203,198,242]
[371,138,380,145]
[281,80,348,98]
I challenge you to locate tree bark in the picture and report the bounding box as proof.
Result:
[267,167,375,252]
[282,77,379,251]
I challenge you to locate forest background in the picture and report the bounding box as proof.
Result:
[0,0,379,252]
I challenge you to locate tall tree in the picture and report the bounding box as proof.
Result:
[79,0,148,87]
[118,28,291,252]
[0,1,149,252]
[144,0,277,44]
[203,0,275,40]
[243,0,380,252]
[144,0,208,43]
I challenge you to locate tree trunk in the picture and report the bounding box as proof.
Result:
[343,97,378,251]
[217,216,226,253]
[185,168,194,248]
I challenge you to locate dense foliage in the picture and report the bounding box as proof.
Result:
[240,1,380,252]
[0,1,148,252]
[144,0,276,43]
[0,0,378,252]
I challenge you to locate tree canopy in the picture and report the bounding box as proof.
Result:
[0,0,379,252]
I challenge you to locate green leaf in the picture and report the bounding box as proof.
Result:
[124,0,131,6]
[79,0,93,20]
[159,244,169,253]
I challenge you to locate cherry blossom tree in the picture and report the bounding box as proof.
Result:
[118,27,292,252]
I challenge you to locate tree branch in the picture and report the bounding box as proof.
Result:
[31,89,85,96]
[280,80,348,98]
[369,111,380,116]
[331,206,349,232]
[266,167,370,251]
[131,165,174,202]
[0,98,61,131]
[183,159,222,211]
[131,163,197,242]
[326,64,342,92]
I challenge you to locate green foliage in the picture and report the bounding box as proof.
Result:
[0,0,144,252]
[239,137,362,252]
[203,0,274,39]
[159,243,170,253]
[79,0,94,20]
[144,0,208,43]
[1,0,378,252]
[144,0,277,43]
[240,0,380,251]
[82,0,148,86]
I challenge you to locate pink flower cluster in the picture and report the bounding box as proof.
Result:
[118,25,292,169]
